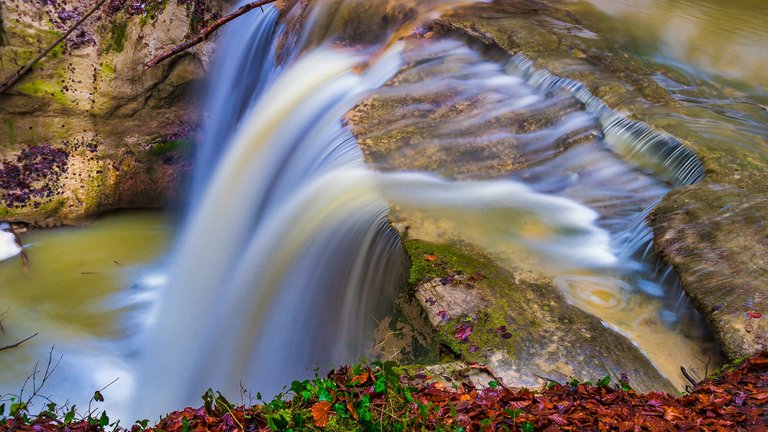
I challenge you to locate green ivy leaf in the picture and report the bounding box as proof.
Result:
[317,388,333,402]
[99,411,110,428]
[374,378,387,393]
[597,376,611,387]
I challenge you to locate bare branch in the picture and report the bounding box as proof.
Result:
[0,0,110,93]
[681,366,699,388]
[7,224,29,272]
[144,0,278,69]
[0,332,38,352]
[18,346,63,411]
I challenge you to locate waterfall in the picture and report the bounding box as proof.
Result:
[132,0,712,418]
[0,223,21,262]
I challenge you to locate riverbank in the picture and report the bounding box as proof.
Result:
[1,352,766,431]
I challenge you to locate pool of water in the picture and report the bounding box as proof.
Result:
[0,212,171,414]
[569,0,768,92]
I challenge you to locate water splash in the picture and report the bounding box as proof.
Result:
[0,223,21,262]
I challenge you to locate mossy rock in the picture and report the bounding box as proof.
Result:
[401,239,677,394]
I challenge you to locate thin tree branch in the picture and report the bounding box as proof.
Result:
[0,332,38,352]
[8,224,28,272]
[0,0,110,94]
[144,0,278,69]
[681,366,699,388]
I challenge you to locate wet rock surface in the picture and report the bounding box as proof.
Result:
[347,0,768,362]
[652,185,768,359]
[0,0,222,225]
[402,239,677,394]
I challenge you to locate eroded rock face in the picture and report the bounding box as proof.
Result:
[0,0,223,225]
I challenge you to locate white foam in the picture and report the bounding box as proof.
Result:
[0,225,22,262]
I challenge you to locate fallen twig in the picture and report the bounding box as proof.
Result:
[681,366,699,388]
[0,0,109,94]
[144,0,278,69]
[8,224,29,272]
[0,332,38,352]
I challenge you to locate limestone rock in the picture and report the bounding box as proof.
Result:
[0,0,223,225]
[403,240,678,394]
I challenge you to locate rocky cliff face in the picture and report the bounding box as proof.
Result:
[0,0,225,226]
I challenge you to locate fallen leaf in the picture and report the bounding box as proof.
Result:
[455,324,472,341]
[312,401,332,427]
[424,254,437,262]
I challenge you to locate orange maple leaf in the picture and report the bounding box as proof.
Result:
[311,401,333,427]
[350,371,371,385]
[424,254,437,262]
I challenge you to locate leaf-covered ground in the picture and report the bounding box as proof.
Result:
[2,353,767,431]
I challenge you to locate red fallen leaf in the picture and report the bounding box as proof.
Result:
[437,310,449,321]
[550,413,568,425]
[747,311,762,319]
[424,254,437,262]
[455,324,472,341]
[663,407,685,421]
[311,401,333,427]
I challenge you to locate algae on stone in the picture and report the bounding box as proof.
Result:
[400,239,677,394]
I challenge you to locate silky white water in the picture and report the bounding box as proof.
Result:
[0,224,21,262]
[131,0,712,419]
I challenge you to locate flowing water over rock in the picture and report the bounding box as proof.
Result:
[132,0,719,417]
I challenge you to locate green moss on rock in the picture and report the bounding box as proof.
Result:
[399,239,677,393]
[106,22,127,53]
[17,78,68,105]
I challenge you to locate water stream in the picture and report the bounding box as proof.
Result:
[134,0,710,416]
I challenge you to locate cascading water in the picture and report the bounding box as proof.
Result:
[133,0,715,418]
[0,223,21,262]
[347,36,715,387]
[132,39,409,416]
